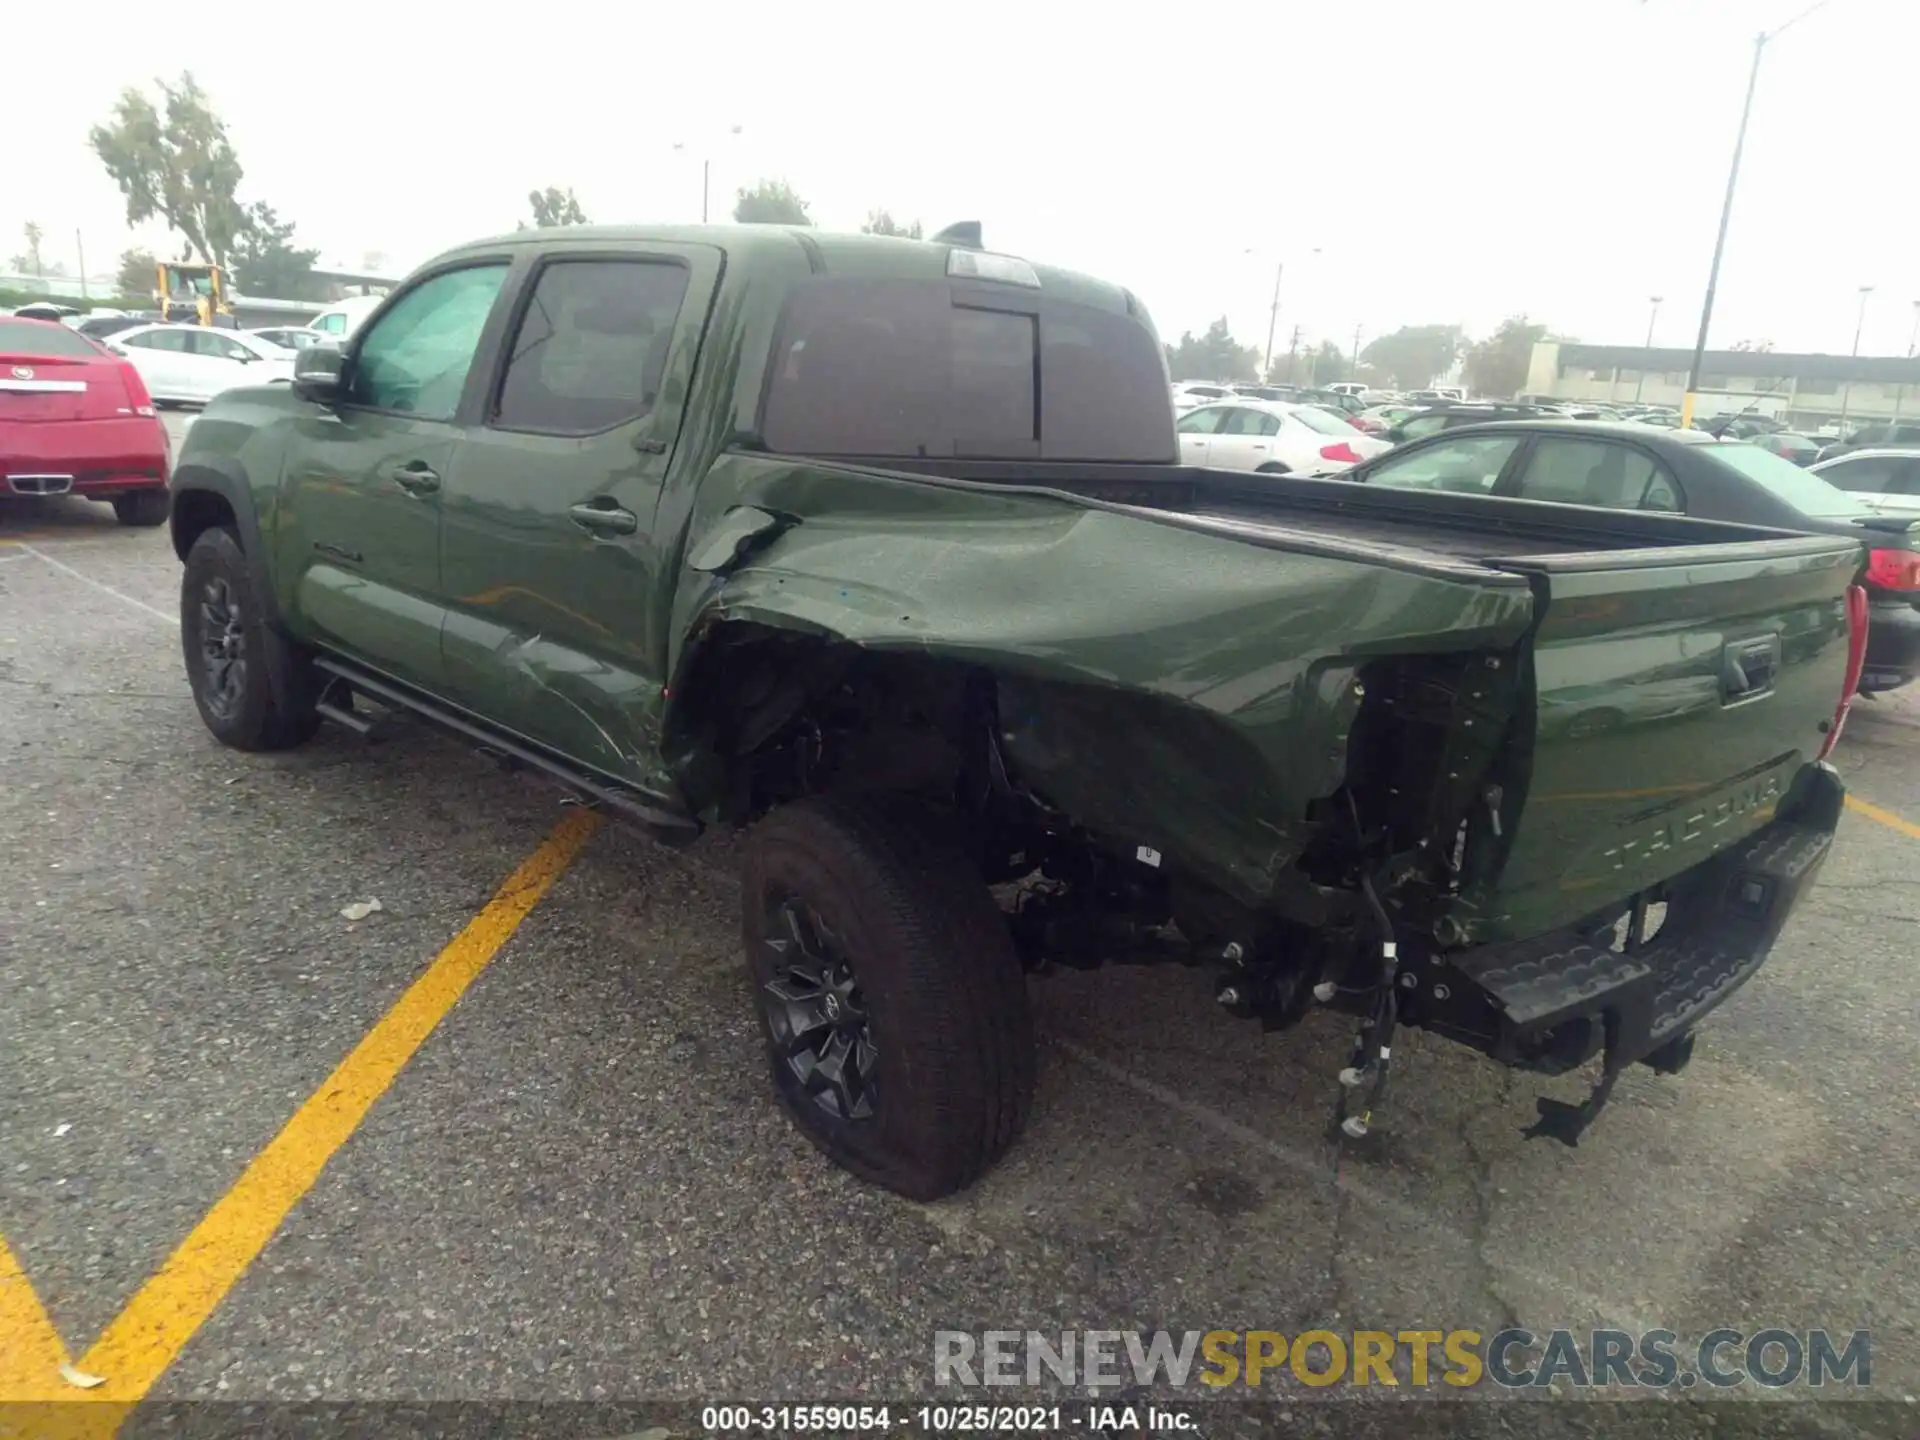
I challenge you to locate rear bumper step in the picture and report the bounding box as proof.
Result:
[1424,761,1843,1080]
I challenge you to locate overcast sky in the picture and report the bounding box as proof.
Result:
[8,0,1915,359]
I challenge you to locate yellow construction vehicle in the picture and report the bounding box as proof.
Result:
[156,260,235,326]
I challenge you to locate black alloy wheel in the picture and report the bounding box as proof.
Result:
[760,896,880,1121]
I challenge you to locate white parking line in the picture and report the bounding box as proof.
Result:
[18,543,177,626]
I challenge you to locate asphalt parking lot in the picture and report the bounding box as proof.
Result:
[4,411,1919,1438]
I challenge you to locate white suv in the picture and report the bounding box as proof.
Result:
[304,294,386,342]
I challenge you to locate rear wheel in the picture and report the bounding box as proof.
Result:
[744,794,1035,1199]
[112,489,171,527]
[180,526,320,751]
[1256,462,1292,474]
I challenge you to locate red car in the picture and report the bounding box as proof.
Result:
[1,316,171,526]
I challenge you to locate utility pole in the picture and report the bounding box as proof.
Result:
[675,124,743,225]
[1635,296,1662,402]
[75,230,88,300]
[1350,324,1364,381]
[1839,285,1874,430]
[1682,0,1835,430]
[1262,261,1284,379]
[1284,325,1302,382]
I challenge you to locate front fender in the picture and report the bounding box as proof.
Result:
[167,398,296,624]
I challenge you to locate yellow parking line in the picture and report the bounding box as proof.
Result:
[0,1238,69,1402]
[0,809,599,1421]
[1846,794,1920,841]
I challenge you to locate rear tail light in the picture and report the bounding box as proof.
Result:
[1818,583,1870,762]
[1865,547,1920,591]
[1319,442,1364,464]
[114,360,157,417]
[1352,417,1382,432]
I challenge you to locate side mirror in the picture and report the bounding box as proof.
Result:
[292,342,347,404]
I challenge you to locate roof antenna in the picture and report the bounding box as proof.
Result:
[931,221,983,250]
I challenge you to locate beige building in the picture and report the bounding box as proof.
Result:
[1524,341,1920,432]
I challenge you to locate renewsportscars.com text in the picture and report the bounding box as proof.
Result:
[934,1328,1871,1390]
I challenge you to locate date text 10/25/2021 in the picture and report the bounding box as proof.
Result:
[701,1406,1194,1433]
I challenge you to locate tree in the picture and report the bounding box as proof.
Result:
[1305,340,1348,384]
[115,247,157,298]
[734,179,812,225]
[1359,324,1465,389]
[10,222,47,277]
[525,186,589,228]
[861,209,923,239]
[1462,315,1549,399]
[228,202,323,300]
[89,72,248,266]
[1165,318,1260,383]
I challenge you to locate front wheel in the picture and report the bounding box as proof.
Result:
[181,526,321,751]
[112,489,171,527]
[744,794,1035,1199]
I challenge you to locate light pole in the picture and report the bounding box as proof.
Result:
[673,124,744,223]
[1635,296,1662,402]
[1895,300,1920,424]
[1350,323,1364,381]
[1838,285,1874,429]
[1681,0,1835,430]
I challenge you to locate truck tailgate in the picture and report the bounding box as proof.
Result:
[1483,535,1861,943]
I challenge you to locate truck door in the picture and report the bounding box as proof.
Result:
[276,260,511,691]
[437,243,722,795]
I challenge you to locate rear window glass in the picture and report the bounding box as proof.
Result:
[1287,406,1354,436]
[0,318,101,359]
[761,277,1172,461]
[1709,442,1870,518]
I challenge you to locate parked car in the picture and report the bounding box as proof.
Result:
[1323,381,1370,399]
[1170,380,1237,413]
[0,315,171,525]
[105,324,296,405]
[304,294,386,342]
[1302,388,1367,415]
[249,326,326,352]
[1381,403,1561,444]
[1810,448,1920,513]
[1176,398,1389,473]
[1351,402,1420,435]
[10,302,80,322]
[1751,431,1824,466]
[72,312,156,341]
[1340,418,1919,693]
[167,224,1858,1197]
[1815,422,1920,464]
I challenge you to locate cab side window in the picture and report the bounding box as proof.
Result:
[1361,434,1522,494]
[350,265,508,419]
[492,259,692,434]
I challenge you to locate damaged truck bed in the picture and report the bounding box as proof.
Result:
[167,222,1866,1197]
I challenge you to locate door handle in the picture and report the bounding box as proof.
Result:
[569,500,639,536]
[388,463,440,496]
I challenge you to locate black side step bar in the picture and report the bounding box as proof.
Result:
[312,656,702,846]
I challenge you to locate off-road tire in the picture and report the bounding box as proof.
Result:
[744,794,1036,1200]
[113,489,171,527]
[180,526,321,751]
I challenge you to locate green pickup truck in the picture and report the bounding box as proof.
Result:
[167,223,1865,1198]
